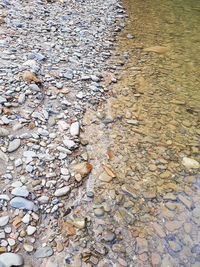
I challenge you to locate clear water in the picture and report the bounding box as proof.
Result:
[90,0,200,265]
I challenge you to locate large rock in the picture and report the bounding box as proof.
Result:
[10,197,38,211]
[0,253,24,267]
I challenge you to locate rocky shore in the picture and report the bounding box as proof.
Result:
[0,0,126,266]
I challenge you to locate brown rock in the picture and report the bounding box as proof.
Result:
[22,71,41,83]
[71,162,93,179]
[102,165,116,178]
[151,253,161,265]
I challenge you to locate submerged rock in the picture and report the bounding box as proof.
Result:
[182,157,199,169]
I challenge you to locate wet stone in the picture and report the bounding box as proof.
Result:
[103,231,116,242]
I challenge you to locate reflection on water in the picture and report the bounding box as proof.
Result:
[91,0,200,266]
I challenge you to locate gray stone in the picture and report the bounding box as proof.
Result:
[34,247,54,258]
[54,186,70,197]
[7,139,21,153]
[0,151,8,162]
[11,187,29,197]
[10,197,38,211]
[0,216,9,227]
[0,253,24,267]
[38,196,49,204]
[63,138,76,149]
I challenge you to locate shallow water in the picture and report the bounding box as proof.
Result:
[84,0,200,266]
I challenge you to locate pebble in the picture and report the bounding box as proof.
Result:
[0,216,9,227]
[10,197,37,211]
[7,139,21,153]
[0,253,24,267]
[54,186,70,197]
[103,231,116,242]
[70,122,80,136]
[27,225,36,236]
[34,247,54,258]
[94,208,105,217]
[23,243,34,252]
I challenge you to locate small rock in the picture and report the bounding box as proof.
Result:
[70,122,80,136]
[103,231,116,242]
[7,139,21,153]
[99,171,113,183]
[34,247,54,258]
[151,253,161,265]
[27,225,36,236]
[23,243,34,252]
[94,208,105,217]
[54,186,70,197]
[38,196,49,204]
[0,151,8,162]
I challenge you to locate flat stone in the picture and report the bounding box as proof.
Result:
[0,253,24,267]
[70,122,80,136]
[11,187,29,197]
[182,157,199,169]
[54,186,70,197]
[7,139,21,153]
[10,197,38,211]
[0,195,10,201]
[34,247,54,258]
[0,216,9,227]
